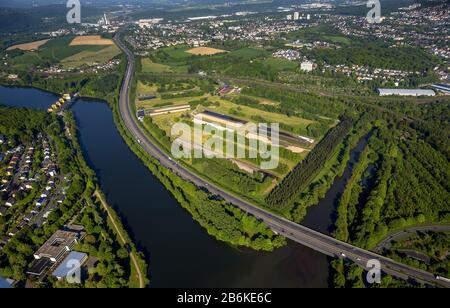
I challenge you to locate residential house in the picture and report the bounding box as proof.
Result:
[5,198,15,207]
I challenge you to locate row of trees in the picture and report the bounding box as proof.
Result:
[266,119,352,208]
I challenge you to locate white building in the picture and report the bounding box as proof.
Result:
[287,14,292,20]
[138,18,163,28]
[293,12,300,20]
[300,61,314,72]
[377,89,435,97]
[307,14,311,20]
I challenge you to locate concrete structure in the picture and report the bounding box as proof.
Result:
[378,88,436,97]
[300,61,314,72]
[293,12,300,20]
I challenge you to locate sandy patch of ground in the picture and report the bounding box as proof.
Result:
[186,47,227,56]
[7,39,49,51]
[286,146,308,153]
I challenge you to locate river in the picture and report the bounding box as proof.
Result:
[0,85,355,288]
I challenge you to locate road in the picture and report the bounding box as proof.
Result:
[374,225,450,253]
[114,33,450,288]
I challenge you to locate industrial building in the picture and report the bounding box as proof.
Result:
[377,88,435,97]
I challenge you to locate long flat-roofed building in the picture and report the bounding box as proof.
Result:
[149,104,191,117]
[378,88,435,97]
[194,110,247,130]
[33,230,82,262]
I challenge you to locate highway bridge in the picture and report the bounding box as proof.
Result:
[114,33,450,288]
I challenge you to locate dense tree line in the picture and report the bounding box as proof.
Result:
[304,43,440,72]
[266,119,352,208]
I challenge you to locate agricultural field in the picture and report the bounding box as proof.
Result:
[6,39,49,51]
[5,36,120,70]
[69,35,114,46]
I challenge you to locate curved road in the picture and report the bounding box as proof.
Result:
[375,225,450,253]
[114,33,450,288]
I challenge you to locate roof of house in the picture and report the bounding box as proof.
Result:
[52,251,88,279]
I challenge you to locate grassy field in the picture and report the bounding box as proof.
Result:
[135,81,208,109]
[61,45,121,69]
[141,58,172,73]
[285,25,352,46]
[229,47,270,59]
[263,57,299,70]
[208,96,316,131]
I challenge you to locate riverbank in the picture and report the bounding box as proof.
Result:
[94,190,146,288]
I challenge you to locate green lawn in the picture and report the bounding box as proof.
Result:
[141,58,172,73]
[230,47,270,59]
[263,57,299,71]
[61,45,121,69]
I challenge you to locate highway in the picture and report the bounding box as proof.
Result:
[114,33,450,288]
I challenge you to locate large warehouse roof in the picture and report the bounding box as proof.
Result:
[378,88,435,97]
[52,251,88,280]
